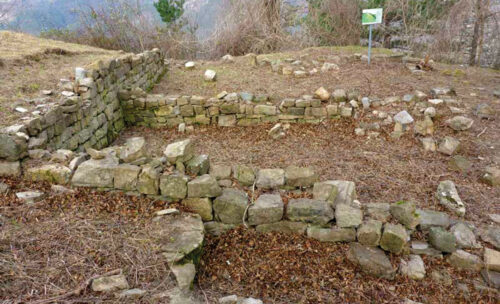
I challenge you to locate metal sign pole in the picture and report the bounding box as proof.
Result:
[368,24,373,65]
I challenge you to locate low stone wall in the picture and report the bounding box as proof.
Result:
[0,49,166,175]
[17,136,493,288]
[119,90,355,128]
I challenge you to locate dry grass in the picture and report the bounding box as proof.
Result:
[155,46,500,104]
[0,31,123,127]
[0,31,118,62]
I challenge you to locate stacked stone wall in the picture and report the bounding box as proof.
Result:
[0,49,166,174]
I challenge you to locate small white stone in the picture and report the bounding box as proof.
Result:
[61,91,75,97]
[204,69,217,82]
[14,107,28,113]
[424,107,436,118]
[156,209,180,216]
[185,61,195,69]
[41,90,53,95]
[178,123,186,133]
[428,99,444,106]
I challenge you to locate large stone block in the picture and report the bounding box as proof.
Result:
[186,155,210,176]
[182,198,213,221]
[312,181,339,205]
[160,173,189,200]
[0,161,21,177]
[436,180,466,216]
[137,164,161,195]
[0,134,27,161]
[347,243,395,279]
[307,226,356,243]
[72,157,118,188]
[248,194,284,225]
[390,201,419,230]
[26,164,72,185]
[287,198,334,226]
[213,188,248,224]
[188,174,222,198]
[164,139,193,164]
[119,137,146,163]
[357,220,383,246]
[255,169,285,189]
[233,165,255,186]
[380,223,408,254]
[285,166,318,188]
[429,227,456,253]
[113,164,141,191]
[335,204,363,228]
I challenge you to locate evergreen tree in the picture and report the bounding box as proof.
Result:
[154,0,185,25]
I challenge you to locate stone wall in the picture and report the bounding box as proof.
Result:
[119,90,356,128]
[0,49,166,175]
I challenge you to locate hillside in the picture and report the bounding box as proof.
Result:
[0,31,123,126]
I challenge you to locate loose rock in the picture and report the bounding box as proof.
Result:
[213,188,248,224]
[91,274,129,292]
[429,227,456,253]
[436,180,466,216]
[400,255,426,280]
[347,243,395,279]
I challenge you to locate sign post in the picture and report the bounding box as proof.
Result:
[362,8,383,65]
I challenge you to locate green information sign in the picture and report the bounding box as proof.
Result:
[362,8,383,65]
[362,8,383,25]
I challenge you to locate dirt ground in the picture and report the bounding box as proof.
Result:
[0,177,497,304]
[0,31,122,127]
[155,46,500,106]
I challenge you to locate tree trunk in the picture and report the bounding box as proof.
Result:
[469,0,485,66]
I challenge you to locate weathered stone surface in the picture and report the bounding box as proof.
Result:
[16,191,44,204]
[287,198,334,226]
[0,133,27,161]
[446,116,474,131]
[0,161,21,177]
[182,198,213,221]
[285,166,318,188]
[256,169,285,189]
[448,250,483,272]
[26,164,72,185]
[91,274,129,292]
[164,139,193,164]
[50,149,74,164]
[204,69,216,81]
[219,295,238,304]
[240,298,264,304]
[113,164,140,190]
[390,201,419,230]
[186,155,210,176]
[429,227,456,253]
[347,243,395,279]
[170,262,196,291]
[335,204,363,228]
[160,173,188,200]
[357,220,383,246]
[248,194,283,225]
[410,241,443,258]
[116,288,147,299]
[480,226,500,250]
[119,137,146,163]
[436,180,466,216]
[233,165,255,186]
[314,87,330,101]
[416,209,450,230]
[400,255,426,280]
[451,223,480,249]
[254,105,276,115]
[484,248,500,272]
[213,188,248,224]
[421,137,437,152]
[307,226,356,243]
[204,221,236,236]
[256,221,308,234]
[481,166,500,187]
[218,115,237,127]
[394,110,414,126]
[188,175,222,198]
[481,269,500,289]
[380,223,408,254]
[365,203,391,222]
[0,182,10,194]
[153,213,204,264]
[72,157,118,188]
[137,164,161,195]
[414,116,434,136]
[210,164,232,180]
[331,181,356,206]
[312,181,339,205]
[438,136,460,155]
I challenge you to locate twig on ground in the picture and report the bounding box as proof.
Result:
[242,180,257,228]
[477,127,487,137]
